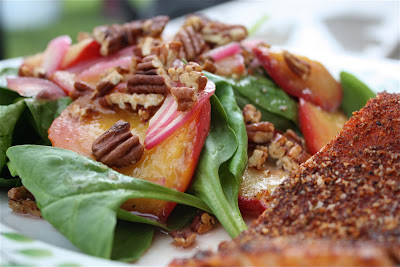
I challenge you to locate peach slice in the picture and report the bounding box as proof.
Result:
[253,46,342,112]
[299,98,348,154]
[48,95,211,221]
[238,163,288,216]
[60,38,101,69]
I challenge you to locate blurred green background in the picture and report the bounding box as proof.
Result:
[1,0,228,59]
[3,1,125,58]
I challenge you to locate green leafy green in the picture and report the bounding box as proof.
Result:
[205,72,298,131]
[6,145,211,259]
[189,94,247,238]
[0,100,26,172]
[24,97,72,145]
[340,71,376,117]
[111,220,154,262]
[0,67,19,88]
[0,87,21,105]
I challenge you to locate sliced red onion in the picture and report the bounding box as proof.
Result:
[145,81,215,149]
[7,77,66,100]
[42,35,72,76]
[205,42,241,62]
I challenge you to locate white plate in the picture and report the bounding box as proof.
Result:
[1,53,399,267]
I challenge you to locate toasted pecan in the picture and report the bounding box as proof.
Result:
[92,120,144,168]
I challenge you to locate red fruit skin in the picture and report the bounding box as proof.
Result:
[299,98,348,154]
[238,196,269,217]
[60,38,101,69]
[253,46,342,112]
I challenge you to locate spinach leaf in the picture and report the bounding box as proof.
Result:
[111,220,154,262]
[0,100,26,172]
[0,177,20,188]
[214,80,247,209]
[189,95,247,238]
[205,72,298,131]
[340,71,376,117]
[6,145,211,259]
[0,87,21,105]
[24,97,72,145]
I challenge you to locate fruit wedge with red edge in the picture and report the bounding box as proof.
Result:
[75,56,133,86]
[214,54,246,77]
[42,35,72,76]
[253,46,342,112]
[49,71,76,95]
[48,94,212,222]
[6,77,66,100]
[60,38,101,69]
[299,98,348,155]
[238,163,288,216]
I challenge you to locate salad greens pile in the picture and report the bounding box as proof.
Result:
[0,65,375,261]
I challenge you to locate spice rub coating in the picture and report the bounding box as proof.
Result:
[170,92,400,266]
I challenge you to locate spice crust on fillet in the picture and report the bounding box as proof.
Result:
[170,92,400,266]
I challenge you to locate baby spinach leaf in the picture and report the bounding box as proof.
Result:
[24,97,72,145]
[111,220,154,262]
[0,177,20,188]
[0,100,26,172]
[0,87,21,105]
[205,72,298,131]
[213,79,247,209]
[189,95,247,238]
[340,71,376,117]
[7,145,211,259]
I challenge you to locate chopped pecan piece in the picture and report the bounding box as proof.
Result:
[248,145,269,170]
[183,14,210,31]
[94,69,124,98]
[168,62,208,111]
[106,92,164,111]
[151,41,182,69]
[202,22,247,46]
[283,50,311,80]
[92,120,144,168]
[190,212,216,235]
[8,186,41,217]
[268,134,288,159]
[171,229,197,248]
[141,15,169,37]
[93,16,169,56]
[246,122,275,144]
[243,104,261,124]
[201,59,217,73]
[269,133,310,172]
[171,86,197,111]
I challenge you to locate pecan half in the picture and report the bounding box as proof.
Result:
[170,229,197,248]
[190,212,216,235]
[246,122,275,144]
[92,120,144,168]
[8,186,41,217]
[175,25,207,61]
[283,50,311,80]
